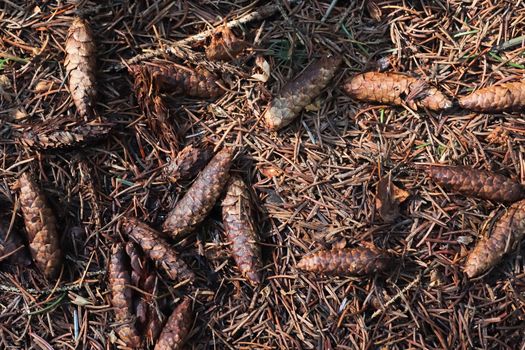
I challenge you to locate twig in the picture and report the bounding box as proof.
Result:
[109,0,301,71]
[370,273,422,320]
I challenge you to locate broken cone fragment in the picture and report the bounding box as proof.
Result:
[16,172,62,279]
[154,297,193,350]
[297,246,392,276]
[464,199,525,278]
[459,81,525,112]
[263,54,342,130]
[424,165,525,203]
[121,217,195,282]
[108,244,142,348]
[65,17,97,120]
[344,72,452,111]
[221,176,263,285]
[162,147,233,239]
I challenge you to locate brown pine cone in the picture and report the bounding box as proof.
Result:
[297,246,392,276]
[121,217,195,282]
[162,147,233,239]
[263,54,342,130]
[20,118,112,150]
[344,72,452,111]
[64,17,97,120]
[459,81,525,112]
[162,144,213,183]
[221,176,263,285]
[16,172,62,279]
[130,60,224,98]
[154,297,193,350]
[425,165,525,203]
[464,199,525,278]
[108,244,141,348]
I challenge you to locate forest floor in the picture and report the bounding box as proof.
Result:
[1,0,525,349]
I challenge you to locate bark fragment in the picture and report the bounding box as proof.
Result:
[297,246,392,276]
[221,176,263,285]
[459,81,525,112]
[154,297,193,350]
[375,174,410,222]
[343,72,452,111]
[464,200,525,278]
[20,118,112,150]
[130,60,224,98]
[162,144,213,183]
[206,26,248,61]
[108,244,141,348]
[263,54,342,130]
[162,147,233,239]
[16,172,62,279]
[424,165,525,203]
[121,217,195,282]
[64,17,97,120]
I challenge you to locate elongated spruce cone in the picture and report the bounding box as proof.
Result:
[459,81,525,112]
[162,147,233,239]
[17,172,62,279]
[221,176,263,285]
[154,297,193,350]
[108,244,141,348]
[130,61,224,98]
[297,247,392,276]
[65,17,97,120]
[425,165,525,203]
[20,119,112,150]
[344,72,452,111]
[263,54,342,130]
[464,200,525,278]
[162,144,213,183]
[121,217,194,282]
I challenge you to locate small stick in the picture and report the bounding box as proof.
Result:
[370,273,422,320]
[121,1,301,68]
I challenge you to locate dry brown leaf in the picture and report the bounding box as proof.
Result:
[375,174,410,222]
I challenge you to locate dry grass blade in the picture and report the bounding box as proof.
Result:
[221,176,263,285]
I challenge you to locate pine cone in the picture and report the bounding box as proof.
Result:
[263,54,342,130]
[162,147,233,239]
[154,297,193,350]
[162,144,213,183]
[64,17,97,120]
[297,246,392,276]
[459,81,525,112]
[344,72,452,111]
[108,244,141,348]
[17,172,62,279]
[221,176,263,285]
[121,217,195,282]
[464,200,525,278]
[425,165,525,203]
